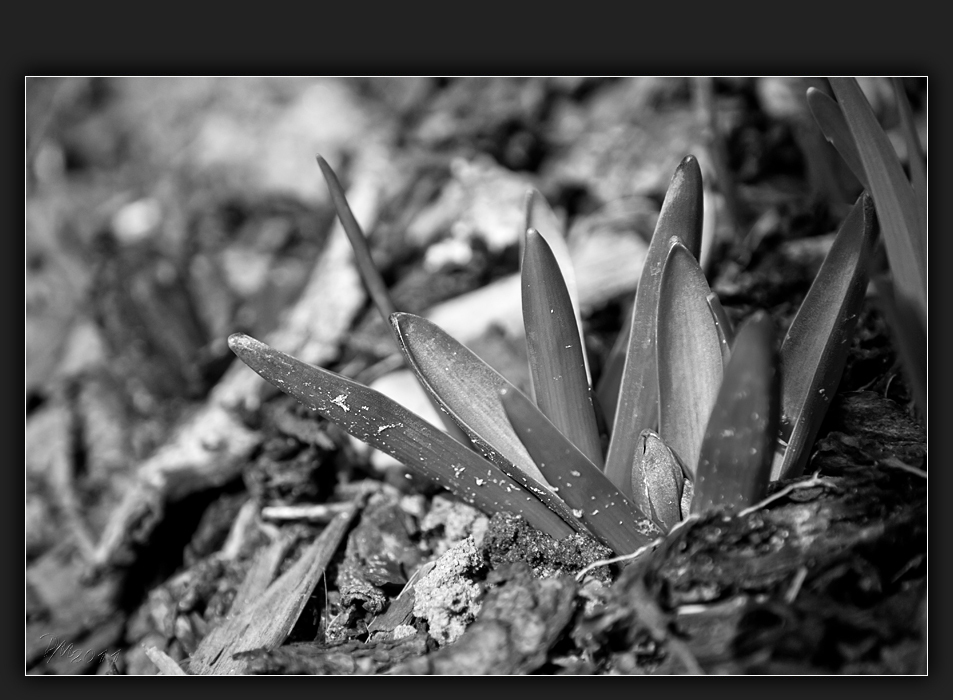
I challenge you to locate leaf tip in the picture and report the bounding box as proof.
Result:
[227,332,254,356]
[390,311,412,337]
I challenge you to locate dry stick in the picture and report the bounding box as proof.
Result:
[261,502,356,523]
[737,472,839,517]
[575,515,700,581]
[190,502,361,675]
[784,566,809,604]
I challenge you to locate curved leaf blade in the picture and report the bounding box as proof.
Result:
[318,155,471,446]
[317,155,397,322]
[773,194,876,480]
[595,309,630,428]
[890,78,927,252]
[828,78,926,323]
[657,238,724,478]
[391,313,544,481]
[806,87,870,190]
[501,387,661,554]
[522,228,604,467]
[227,333,576,540]
[707,291,734,366]
[390,313,585,531]
[873,274,927,422]
[525,188,588,379]
[693,311,779,515]
[604,155,704,494]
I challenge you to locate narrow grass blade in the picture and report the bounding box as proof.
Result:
[707,291,734,366]
[522,228,603,467]
[501,387,661,554]
[604,156,704,495]
[228,333,576,540]
[594,318,629,428]
[773,194,876,481]
[318,155,471,446]
[632,429,686,532]
[317,155,396,322]
[525,189,589,381]
[828,78,926,323]
[657,237,724,478]
[873,274,927,423]
[806,87,870,190]
[891,78,927,239]
[693,311,779,515]
[390,313,586,532]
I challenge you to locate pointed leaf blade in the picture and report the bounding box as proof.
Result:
[693,311,779,515]
[806,87,870,190]
[318,155,471,446]
[657,238,724,478]
[707,291,734,366]
[525,188,588,379]
[501,387,661,554]
[595,311,630,427]
[390,313,544,481]
[773,194,877,480]
[317,155,397,322]
[890,78,927,244]
[522,228,604,467]
[227,333,576,540]
[828,77,926,322]
[390,314,586,531]
[873,274,927,423]
[604,155,705,495]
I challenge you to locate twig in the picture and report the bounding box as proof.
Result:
[879,456,928,479]
[738,472,839,517]
[261,502,356,523]
[575,515,699,581]
[784,566,809,603]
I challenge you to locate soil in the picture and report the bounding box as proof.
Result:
[24,76,927,675]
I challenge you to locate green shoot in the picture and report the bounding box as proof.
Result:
[827,79,926,326]
[501,386,660,555]
[656,237,724,479]
[773,194,876,480]
[521,228,603,467]
[632,429,687,531]
[603,155,704,495]
[227,332,576,540]
[692,311,779,514]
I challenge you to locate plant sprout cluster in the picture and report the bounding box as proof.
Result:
[229,77,925,558]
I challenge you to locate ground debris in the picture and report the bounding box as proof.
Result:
[412,536,486,646]
[335,491,422,623]
[483,511,613,582]
[575,461,926,674]
[240,632,434,675]
[392,562,577,674]
[188,502,360,675]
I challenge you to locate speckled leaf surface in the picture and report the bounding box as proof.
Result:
[228,333,576,540]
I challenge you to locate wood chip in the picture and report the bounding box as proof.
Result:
[189,503,360,675]
[145,646,188,675]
